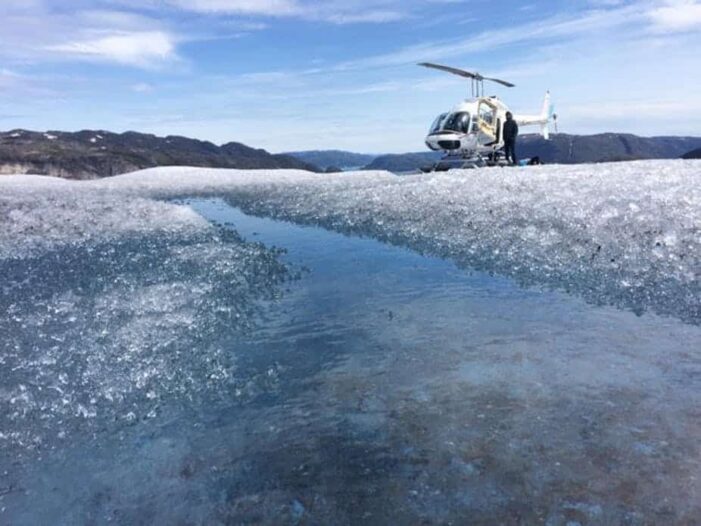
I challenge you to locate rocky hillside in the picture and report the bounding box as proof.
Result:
[518,133,701,164]
[0,130,319,179]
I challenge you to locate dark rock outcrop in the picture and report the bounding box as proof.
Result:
[682,148,701,159]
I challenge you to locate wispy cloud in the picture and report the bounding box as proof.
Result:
[166,0,301,16]
[47,31,177,67]
[647,0,701,32]
[0,3,177,68]
[164,0,409,24]
[333,3,650,70]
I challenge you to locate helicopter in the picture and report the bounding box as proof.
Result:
[418,62,557,169]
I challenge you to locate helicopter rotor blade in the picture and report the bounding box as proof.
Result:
[418,62,482,80]
[418,62,515,88]
[482,76,516,88]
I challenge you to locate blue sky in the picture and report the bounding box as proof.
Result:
[1,0,700,153]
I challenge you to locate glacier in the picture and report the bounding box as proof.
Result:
[4,160,698,321]
[1,160,700,524]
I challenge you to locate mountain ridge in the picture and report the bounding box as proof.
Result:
[3,129,700,180]
[0,129,319,179]
[289,133,701,173]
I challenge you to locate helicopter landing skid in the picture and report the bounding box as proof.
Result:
[420,151,508,173]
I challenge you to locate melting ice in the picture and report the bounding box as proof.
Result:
[0,160,700,523]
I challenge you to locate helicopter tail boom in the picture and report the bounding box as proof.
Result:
[514,91,556,139]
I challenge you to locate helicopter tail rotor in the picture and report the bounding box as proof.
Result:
[540,91,556,139]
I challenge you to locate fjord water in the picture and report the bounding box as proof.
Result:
[3,198,700,524]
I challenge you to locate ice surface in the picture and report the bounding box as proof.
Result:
[1,183,292,451]
[213,161,700,323]
[1,161,699,451]
[2,160,700,323]
[0,171,700,523]
[0,175,210,259]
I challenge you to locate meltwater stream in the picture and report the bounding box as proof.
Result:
[3,198,700,525]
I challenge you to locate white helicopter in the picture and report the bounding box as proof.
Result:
[419,62,557,168]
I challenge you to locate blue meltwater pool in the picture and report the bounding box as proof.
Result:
[2,198,700,525]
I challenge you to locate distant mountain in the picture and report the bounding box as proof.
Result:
[518,133,701,164]
[4,130,698,180]
[356,133,701,173]
[682,147,701,159]
[363,152,442,172]
[282,150,376,171]
[0,129,319,180]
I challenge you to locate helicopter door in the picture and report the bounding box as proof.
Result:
[477,102,497,145]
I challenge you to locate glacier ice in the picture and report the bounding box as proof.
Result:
[2,160,700,321]
[1,160,700,452]
[1,191,291,451]
[1,162,701,524]
[223,161,700,323]
[114,160,699,323]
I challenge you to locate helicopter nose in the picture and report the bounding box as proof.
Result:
[438,139,461,150]
[426,131,464,151]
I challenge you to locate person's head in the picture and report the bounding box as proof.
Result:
[506,111,513,120]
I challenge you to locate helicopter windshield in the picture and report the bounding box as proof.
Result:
[441,112,471,134]
[429,113,448,134]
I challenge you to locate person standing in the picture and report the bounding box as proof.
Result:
[503,111,519,165]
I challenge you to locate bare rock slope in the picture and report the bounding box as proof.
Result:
[0,129,319,179]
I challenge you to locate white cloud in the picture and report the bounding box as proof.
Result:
[0,2,180,68]
[48,31,177,67]
[322,10,405,24]
[648,0,701,32]
[164,0,408,23]
[332,4,647,70]
[166,0,301,16]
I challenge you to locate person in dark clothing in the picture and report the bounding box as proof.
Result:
[503,111,519,165]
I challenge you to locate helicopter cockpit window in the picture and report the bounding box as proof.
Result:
[471,118,480,133]
[442,112,470,134]
[478,105,495,126]
[430,113,448,134]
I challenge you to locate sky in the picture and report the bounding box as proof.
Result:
[0,0,700,153]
